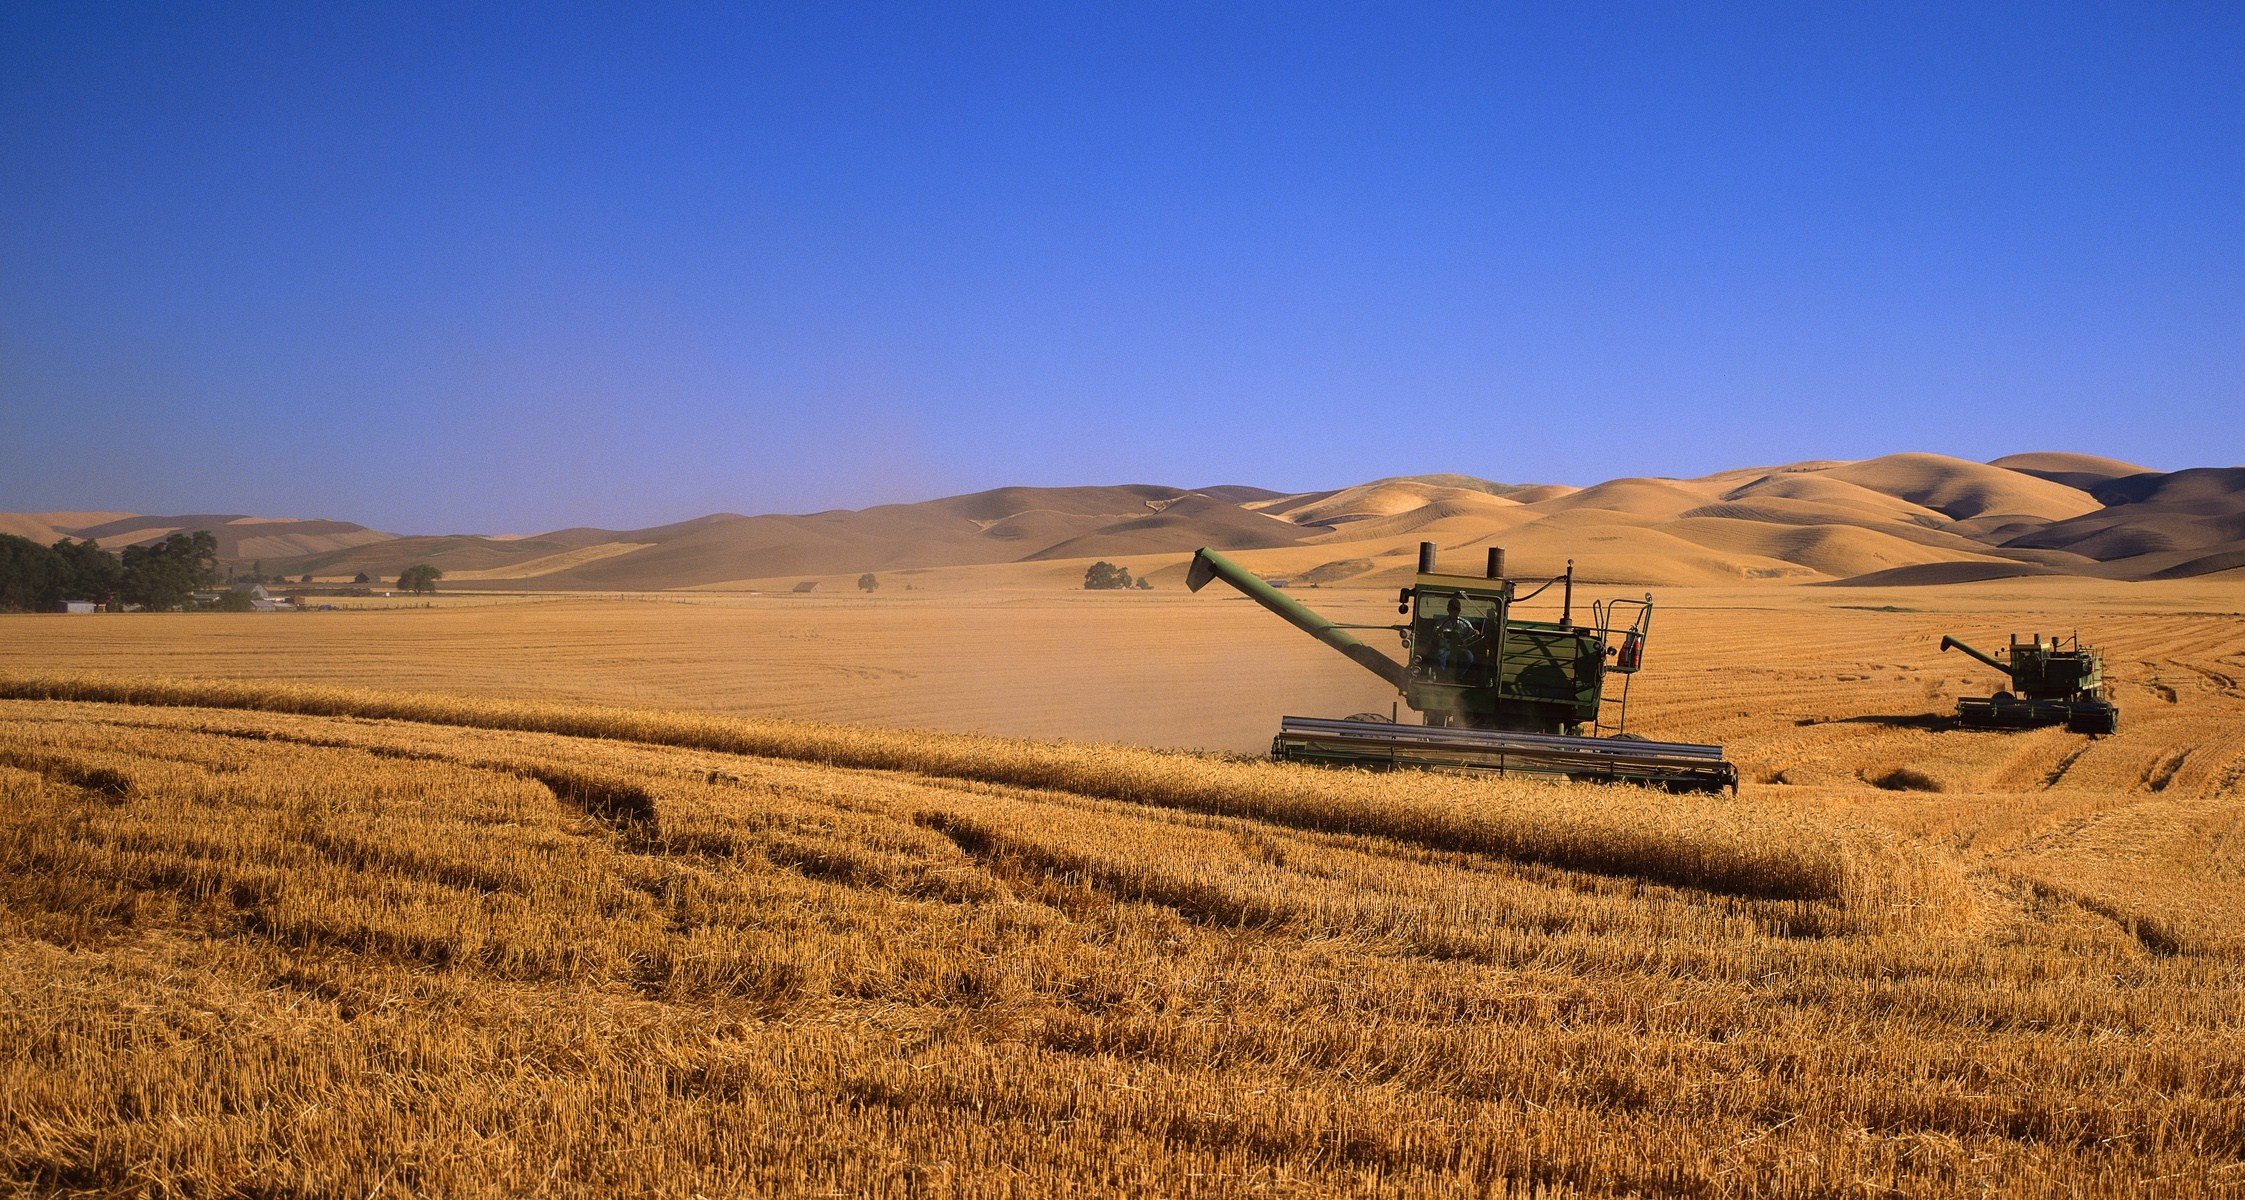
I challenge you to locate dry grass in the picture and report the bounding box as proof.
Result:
[3,580,2243,1195]
[2,682,2242,1197]
[0,673,1890,909]
[0,590,1413,750]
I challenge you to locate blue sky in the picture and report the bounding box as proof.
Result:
[3,3,2240,533]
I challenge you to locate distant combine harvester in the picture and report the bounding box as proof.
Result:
[1939,632,2118,734]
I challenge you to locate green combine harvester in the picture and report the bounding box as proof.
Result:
[1939,633,2119,734]
[1187,542,1737,792]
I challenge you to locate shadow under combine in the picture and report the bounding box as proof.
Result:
[1796,713,1950,731]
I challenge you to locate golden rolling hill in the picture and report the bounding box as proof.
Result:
[8,453,2240,590]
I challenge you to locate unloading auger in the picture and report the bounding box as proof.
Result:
[1187,542,1737,792]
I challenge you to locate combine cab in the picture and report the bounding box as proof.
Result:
[1939,633,2118,734]
[1187,542,1737,793]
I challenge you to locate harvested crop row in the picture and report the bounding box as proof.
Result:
[0,674,1921,912]
[3,703,2239,1199]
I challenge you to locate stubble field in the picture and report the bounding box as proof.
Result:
[1,578,2241,1196]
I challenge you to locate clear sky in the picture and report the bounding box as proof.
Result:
[4,3,2240,533]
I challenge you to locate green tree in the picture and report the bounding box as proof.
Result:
[397,563,443,595]
[120,531,217,611]
[1083,562,1137,590]
[51,538,121,602]
[857,573,879,592]
[0,534,64,612]
[210,588,257,612]
[353,572,373,584]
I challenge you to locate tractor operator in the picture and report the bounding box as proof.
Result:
[1433,594,1480,677]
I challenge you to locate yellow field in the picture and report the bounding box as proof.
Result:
[1,578,2242,1195]
[4,576,2238,753]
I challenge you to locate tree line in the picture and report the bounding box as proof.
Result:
[0,531,218,612]
[0,530,454,612]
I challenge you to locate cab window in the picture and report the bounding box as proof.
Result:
[1412,590,1498,624]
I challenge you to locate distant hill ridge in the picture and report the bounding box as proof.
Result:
[7,452,2239,588]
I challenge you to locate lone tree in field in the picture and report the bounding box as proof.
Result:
[1083,562,1137,590]
[857,573,879,592]
[397,564,443,595]
[353,572,372,584]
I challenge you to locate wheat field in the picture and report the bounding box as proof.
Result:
[2,581,2243,1196]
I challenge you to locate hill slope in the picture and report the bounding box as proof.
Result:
[7,451,2233,587]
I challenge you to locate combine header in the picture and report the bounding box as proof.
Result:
[1939,633,2118,734]
[1188,542,1736,793]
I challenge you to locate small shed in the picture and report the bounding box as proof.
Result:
[60,601,97,614]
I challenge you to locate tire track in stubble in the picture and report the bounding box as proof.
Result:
[2041,739,2095,791]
